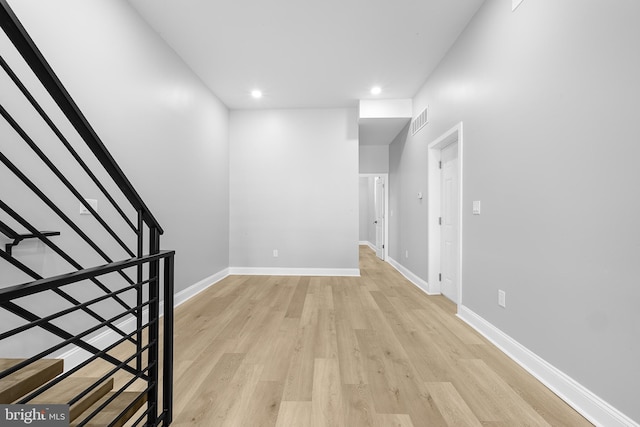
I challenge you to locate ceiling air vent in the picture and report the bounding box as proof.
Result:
[411,107,428,136]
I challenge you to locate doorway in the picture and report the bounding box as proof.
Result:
[374,176,385,260]
[359,173,389,261]
[428,123,463,306]
[440,142,459,301]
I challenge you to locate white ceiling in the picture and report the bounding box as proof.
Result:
[126,0,485,110]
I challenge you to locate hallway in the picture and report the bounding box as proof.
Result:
[156,247,590,426]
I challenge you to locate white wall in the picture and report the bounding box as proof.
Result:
[4,0,230,293]
[389,0,640,423]
[359,99,412,119]
[229,108,359,274]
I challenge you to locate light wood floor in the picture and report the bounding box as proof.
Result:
[83,246,592,426]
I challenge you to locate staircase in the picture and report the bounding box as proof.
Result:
[0,358,146,426]
[1,0,174,425]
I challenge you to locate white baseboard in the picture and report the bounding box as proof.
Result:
[458,305,639,427]
[387,257,437,295]
[173,268,229,308]
[359,241,376,251]
[228,267,360,277]
[56,269,229,372]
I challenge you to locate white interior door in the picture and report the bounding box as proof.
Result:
[440,142,459,302]
[374,176,385,260]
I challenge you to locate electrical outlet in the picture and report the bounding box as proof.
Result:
[273,249,279,257]
[498,290,506,308]
[405,250,409,259]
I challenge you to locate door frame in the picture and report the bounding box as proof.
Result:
[360,173,389,261]
[427,122,463,307]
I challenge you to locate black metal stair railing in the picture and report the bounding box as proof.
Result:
[0,0,174,425]
[0,252,175,426]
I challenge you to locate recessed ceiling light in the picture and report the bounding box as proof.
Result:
[251,90,262,99]
[370,86,382,95]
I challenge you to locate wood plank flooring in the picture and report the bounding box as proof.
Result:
[82,246,592,426]
[165,246,591,426]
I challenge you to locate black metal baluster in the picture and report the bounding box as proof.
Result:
[163,253,175,425]
[147,226,160,425]
[136,210,144,372]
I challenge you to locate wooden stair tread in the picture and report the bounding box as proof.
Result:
[70,391,147,427]
[29,377,114,421]
[0,358,63,403]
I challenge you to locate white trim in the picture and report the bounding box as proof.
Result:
[56,269,230,372]
[228,267,361,277]
[458,306,639,427]
[387,257,437,296]
[173,268,229,308]
[427,122,464,302]
[359,241,376,251]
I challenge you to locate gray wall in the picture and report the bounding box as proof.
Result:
[359,145,389,173]
[389,123,426,278]
[389,0,640,421]
[229,108,359,271]
[4,0,230,293]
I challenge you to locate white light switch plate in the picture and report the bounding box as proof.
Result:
[473,200,481,215]
[80,198,98,215]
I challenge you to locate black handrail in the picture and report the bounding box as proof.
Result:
[0,251,172,300]
[0,219,61,255]
[0,280,148,342]
[0,0,162,233]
